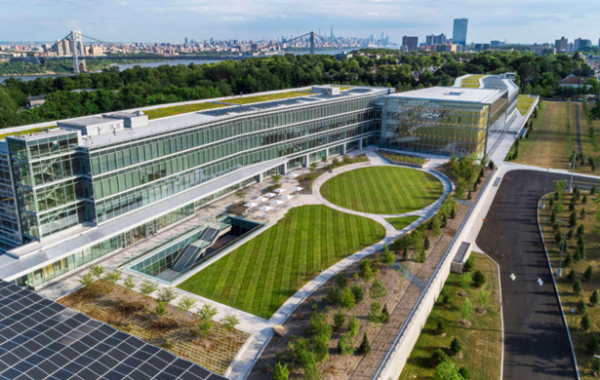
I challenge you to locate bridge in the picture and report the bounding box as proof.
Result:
[50,30,107,74]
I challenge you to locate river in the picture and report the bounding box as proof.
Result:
[0,49,357,83]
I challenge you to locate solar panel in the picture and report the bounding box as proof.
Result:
[0,281,228,380]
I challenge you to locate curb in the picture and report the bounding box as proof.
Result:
[536,193,581,380]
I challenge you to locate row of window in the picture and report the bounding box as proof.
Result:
[88,95,381,176]
[92,110,375,201]
[95,124,374,224]
[8,133,79,161]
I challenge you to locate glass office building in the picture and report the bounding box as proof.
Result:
[0,85,392,289]
[380,75,518,158]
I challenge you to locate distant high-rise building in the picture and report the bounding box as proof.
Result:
[331,27,334,41]
[555,37,568,53]
[574,38,593,51]
[453,18,468,45]
[490,40,502,47]
[402,36,419,52]
[426,33,447,46]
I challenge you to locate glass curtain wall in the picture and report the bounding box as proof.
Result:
[381,97,489,157]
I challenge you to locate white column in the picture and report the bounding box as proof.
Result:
[358,139,363,150]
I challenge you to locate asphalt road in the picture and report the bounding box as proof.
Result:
[477,169,594,380]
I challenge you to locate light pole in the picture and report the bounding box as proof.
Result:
[569,152,576,193]
[556,219,569,276]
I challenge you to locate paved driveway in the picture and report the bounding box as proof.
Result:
[477,169,588,380]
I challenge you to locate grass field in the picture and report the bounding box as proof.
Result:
[226,91,312,105]
[460,75,486,88]
[320,166,444,215]
[178,205,386,319]
[145,102,227,119]
[385,215,419,230]
[517,94,536,116]
[399,252,502,380]
[539,189,600,379]
[512,101,600,174]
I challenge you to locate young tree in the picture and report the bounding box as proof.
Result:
[221,314,240,331]
[472,270,487,288]
[478,289,490,309]
[582,313,592,331]
[90,265,105,279]
[104,270,122,284]
[198,302,218,321]
[369,278,387,299]
[460,299,474,321]
[140,280,158,296]
[380,244,395,266]
[430,349,448,368]
[460,273,473,290]
[568,268,577,283]
[564,253,573,268]
[326,286,342,305]
[154,302,167,327]
[358,332,371,356]
[367,301,382,323]
[450,337,462,355]
[124,276,135,293]
[424,236,431,250]
[350,285,365,304]
[272,173,282,185]
[584,266,593,282]
[588,336,600,355]
[78,273,95,294]
[337,334,354,356]
[402,246,409,261]
[177,296,197,313]
[235,188,247,202]
[340,287,356,309]
[433,362,464,380]
[463,258,474,272]
[334,309,346,329]
[273,362,289,380]
[436,321,446,336]
[359,260,374,283]
[157,287,178,304]
[591,290,600,306]
[380,304,390,323]
[577,300,588,315]
[573,279,583,295]
[347,316,359,337]
[309,162,318,172]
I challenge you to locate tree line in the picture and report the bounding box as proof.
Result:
[0,50,596,129]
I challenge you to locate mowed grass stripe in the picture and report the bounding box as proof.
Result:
[178,205,385,319]
[320,166,444,215]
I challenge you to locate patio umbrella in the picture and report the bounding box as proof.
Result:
[263,192,277,198]
[291,186,304,192]
[273,188,286,194]
[259,205,274,212]
[287,172,299,179]
[281,195,294,201]
[253,196,267,202]
[270,199,285,206]
[243,202,257,208]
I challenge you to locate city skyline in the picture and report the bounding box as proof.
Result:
[2,0,600,45]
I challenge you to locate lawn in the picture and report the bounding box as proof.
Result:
[225,91,312,105]
[517,94,536,116]
[539,189,600,379]
[320,166,444,215]
[385,215,419,230]
[178,205,386,319]
[460,75,486,88]
[335,86,354,91]
[0,125,57,140]
[399,252,502,380]
[144,102,228,119]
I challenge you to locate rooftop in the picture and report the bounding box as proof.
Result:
[389,86,503,104]
[560,76,591,85]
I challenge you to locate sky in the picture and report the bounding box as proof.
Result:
[1,0,599,45]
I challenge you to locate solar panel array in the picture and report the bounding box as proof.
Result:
[0,281,228,380]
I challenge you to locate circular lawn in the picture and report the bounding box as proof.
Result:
[320,166,444,214]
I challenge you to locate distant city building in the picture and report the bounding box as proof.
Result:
[475,43,490,51]
[453,18,468,45]
[402,36,419,52]
[490,40,502,48]
[431,43,457,53]
[184,37,188,44]
[530,43,555,56]
[568,42,574,53]
[555,37,569,53]
[574,38,593,52]
[426,33,447,46]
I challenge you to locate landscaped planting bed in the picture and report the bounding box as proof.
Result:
[59,280,248,375]
[144,102,227,119]
[399,252,502,380]
[178,205,386,319]
[379,151,427,167]
[320,166,444,215]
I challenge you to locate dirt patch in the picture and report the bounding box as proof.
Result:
[458,291,469,298]
[475,307,487,315]
[58,280,248,374]
[459,319,472,328]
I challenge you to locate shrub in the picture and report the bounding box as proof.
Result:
[273,362,289,380]
[358,332,371,356]
[450,337,462,355]
[430,348,448,367]
[591,290,600,306]
[139,280,158,296]
[582,314,592,331]
[78,273,95,291]
[460,273,473,290]
[359,260,374,283]
[472,270,487,288]
[584,266,593,282]
[222,314,240,331]
[574,280,583,295]
[337,334,355,356]
[333,309,346,329]
[157,287,178,304]
[347,316,359,337]
[90,265,105,279]
[564,253,573,268]
[313,331,330,363]
[458,367,471,379]
[198,302,218,321]
[124,276,135,292]
[104,270,122,284]
[369,278,387,299]
[424,236,431,250]
[463,258,474,272]
[577,300,588,315]
[350,285,365,304]
[489,160,495,170]
[380,244,396,266]
[367,301,382,322]
[589,337,600,355]
[326,286,342,305]
[177,296,197,312]
[460,299,474,321]
[340,287,356,309]
[436,321,446,335]
[334,274,348,288]
[380,304,390,323]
